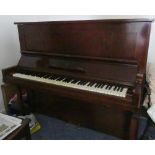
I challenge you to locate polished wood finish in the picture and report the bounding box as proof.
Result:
[16,19,152,73]
[2,19,153,139]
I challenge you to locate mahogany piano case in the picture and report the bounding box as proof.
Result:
[2,19,153,139]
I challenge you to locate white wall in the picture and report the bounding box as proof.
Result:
[0,15,155,112]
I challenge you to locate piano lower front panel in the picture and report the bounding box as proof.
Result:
[28,91,132,139]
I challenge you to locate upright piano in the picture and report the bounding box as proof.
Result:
[2,19,153,139]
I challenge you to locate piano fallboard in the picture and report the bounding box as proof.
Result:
[18,54,138,86]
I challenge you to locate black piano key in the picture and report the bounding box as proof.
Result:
[117,87,121,91]
[74,81,80,84]
[75,80,80,83]
[46,75,53,79]
[82,81,87,85]
[87,82,93,86]
[78,81,83,85]
[100,84,103,88]
[54,77,60,80]
[79,82,84,85]
[40,73,51,78]
[80,82,85,85]
[108,86,112,90]
[80,80,85,83]
[67,79,74,83]
[94,83,99,88]
[61,78,66,81]
[43,74,49,78]
[114,86,117,91]
[106,86,110,90]
[91,83,97,87]
[55,77,60,80]
[96,84,99,88]
[101,84,105,88]
[60,77,66,81]
[97,84,102,88]
[85,81,89,84]
[55,77,63,81]
[84,82,89,86]
[64,78,69,82]
[68,79,74,83]
[91,82,95,86]
[96,83,101,88]
[23,71,31,76]
[120,87,123,92]
[83,82,88,85]
[105,85,109,89]
[50,75,58,80]
[40,74,47,78]
[83,81,88,85]
[82,81,87,86]
[35,73,42,77]
[28,72,36,76]
[26,73,34,76]
[49,76,56,79]
[90,82,96,87]
[77,81,82,85]
[87,83,91,86]
[79,81,85,85]
[70,79,75,83]
[71,80,78,84]
[63,78,70,82]
[47,76,52,79]
[63,78,68,81]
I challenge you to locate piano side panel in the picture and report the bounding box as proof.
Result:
[17,20,151,73]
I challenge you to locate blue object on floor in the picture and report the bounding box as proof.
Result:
[32,114,119,140]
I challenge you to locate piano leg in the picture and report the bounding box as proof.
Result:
[129,114,139,140]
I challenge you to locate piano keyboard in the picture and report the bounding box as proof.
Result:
[13,73,128,98]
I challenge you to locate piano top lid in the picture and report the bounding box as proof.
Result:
[16,19,153,74]
[14,18,154,25]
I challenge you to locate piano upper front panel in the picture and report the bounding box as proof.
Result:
[23,26,137,58]
[17,20,151,73]
[18,54,138,85]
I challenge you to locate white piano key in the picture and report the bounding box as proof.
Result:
[13,73,128,98]
[109,86,115,95]
[122,88,128,97]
